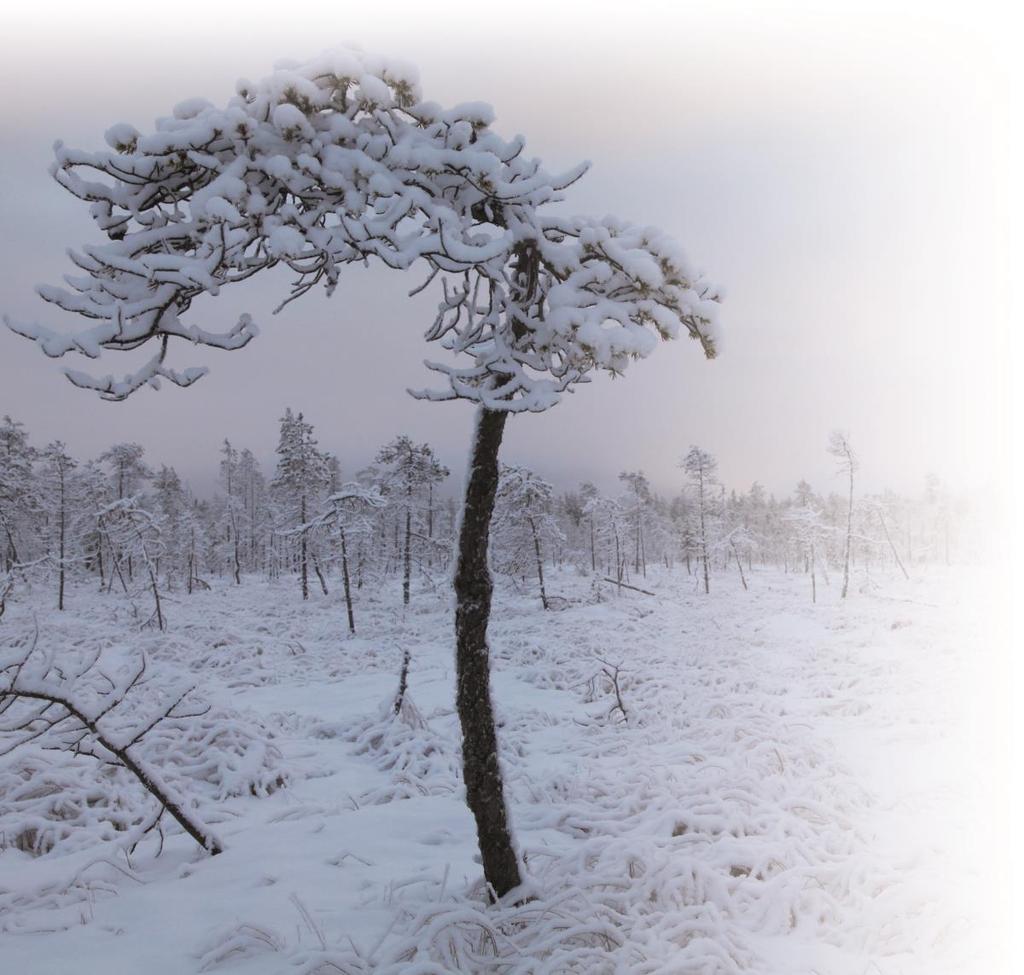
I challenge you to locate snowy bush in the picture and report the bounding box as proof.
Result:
[323,691,459,806]
[0,624,287,860]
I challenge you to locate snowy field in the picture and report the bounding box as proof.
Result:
[0,565,1007,974]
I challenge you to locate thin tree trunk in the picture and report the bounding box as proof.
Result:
[402,500,412,606]
[634,502,641,574]
[453,406,522,901]
[841,466,853,598]
[614,528,622,595]
[147,563,165,631]
[528,516,548,610]
[393,648,411,716]
[340,526,355,635]
[57,467,66,611]
[698,471,710,594]
[810,541,817,603]
[877,508,910,581]
[427,483,434,569]
[312,549,329,596]
[300,494,309,601]
[11,688,222,855]
[731,540,747,591]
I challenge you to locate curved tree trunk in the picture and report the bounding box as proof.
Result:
[454,406,522,900]
[340,526,355,635]
[528,516,549,610]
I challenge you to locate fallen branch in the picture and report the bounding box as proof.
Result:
[600,577,655,596]
[1,633,223,855]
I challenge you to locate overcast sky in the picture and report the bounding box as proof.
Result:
[0,1,1017,500]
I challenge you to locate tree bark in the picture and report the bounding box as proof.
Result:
[731,539,747,591]
[57,464,66,611]
[340,526,355,635]
[453,406,522,900]
[402,499,412,606]
[8,687,222,855]
[528,516,549,610]
[698,469,710,594]
[841,465,853,598]
[810,541,817,604]
[300,493,309,601]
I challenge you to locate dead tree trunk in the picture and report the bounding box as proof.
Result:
[730,539,748,591]
[453,406,522,901]
[311,550,329,596]
[7,685,222,855]
[601,577,655,596]
[877,508,910,581]
[393,648,411,716]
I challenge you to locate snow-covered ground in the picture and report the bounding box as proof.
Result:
[0,565,1008,974]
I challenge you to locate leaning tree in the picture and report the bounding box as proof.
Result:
[6,48,721,899]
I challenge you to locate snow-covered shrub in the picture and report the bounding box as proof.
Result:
[142,709,288,802]
[0,752,138,856]
[0,624,287,859]
[331,693,460,806]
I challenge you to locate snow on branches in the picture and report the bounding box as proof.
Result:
[0,626,287,862]
[6,47,720,407]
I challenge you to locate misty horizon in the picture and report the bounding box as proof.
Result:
[0,3,1010,501]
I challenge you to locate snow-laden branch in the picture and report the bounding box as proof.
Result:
[7,47,720,408]
[0,631,223,854]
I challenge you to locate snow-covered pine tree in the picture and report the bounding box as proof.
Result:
[100,443,151,502]
[578,482,600,573]
[618,471,652,578]
[97,497,166,628]
[304,481,386,635]
[39,441,78,610]
[785,494,827,602]
[237,448,270,575]
[7,49,720,898]
[219,440,245,585]
[828,430,857,598]
[76,459,111,588]
[583,492,626,583]
[375,435,449,605]
[493,465,562,609]
[681,446,718,594]
[273,409,329,600]
[0,416,39,572]
[152,465,188,590]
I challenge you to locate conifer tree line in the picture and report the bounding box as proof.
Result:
[0,411,970,620]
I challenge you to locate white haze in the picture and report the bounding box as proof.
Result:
[0,0,1016,501]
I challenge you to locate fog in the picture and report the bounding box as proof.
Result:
[0,0,1014,499]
